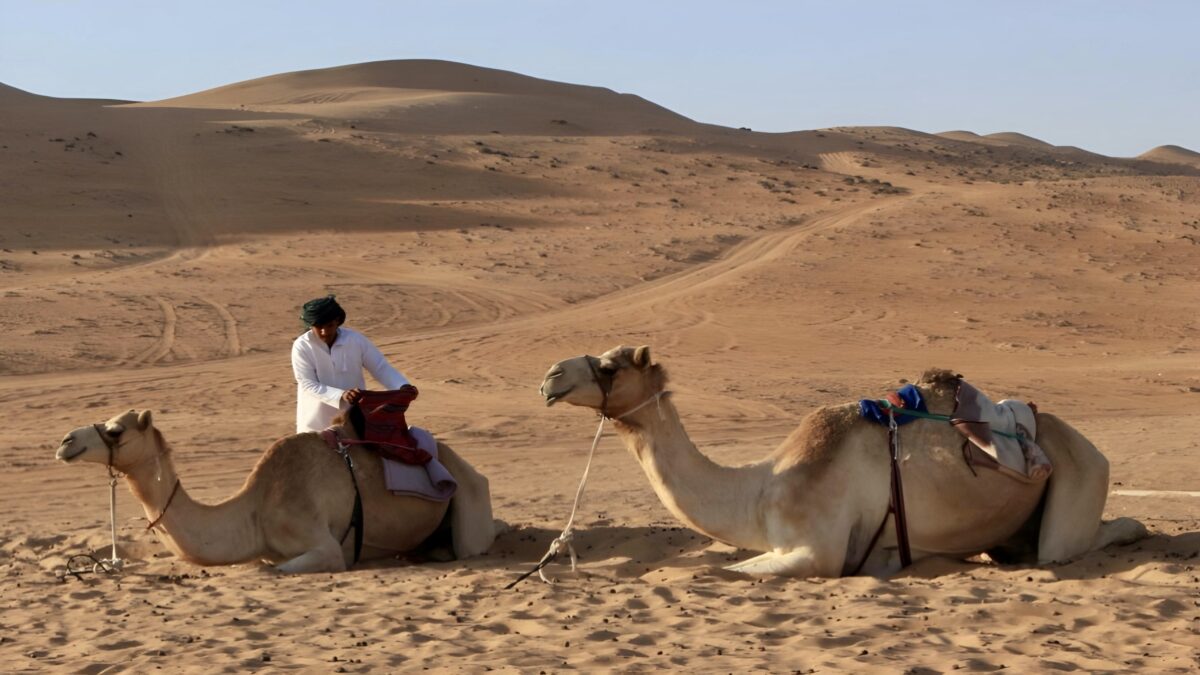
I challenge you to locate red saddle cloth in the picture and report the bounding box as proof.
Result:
[355,389,431,465]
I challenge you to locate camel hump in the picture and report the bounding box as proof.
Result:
[915,368,963,405]
[772,403,861,471]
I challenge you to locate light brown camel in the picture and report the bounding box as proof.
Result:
[55,409,495,573]
[539,345,1148,577]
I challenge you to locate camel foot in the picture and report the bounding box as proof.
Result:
[1093,517,1148,550]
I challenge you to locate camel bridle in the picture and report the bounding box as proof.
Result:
[92,423,121,476]
[584,355,615,418]
[90,422,181,531]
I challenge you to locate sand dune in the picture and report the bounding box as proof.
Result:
[2,60,1199,671]
[1139,143,1200,166]
[983,131,1056,148]
[134,59,701,135]
[935,129,985,142]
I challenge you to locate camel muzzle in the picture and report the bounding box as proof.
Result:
[541,384,570,406]
[56,439,87,462]
[540,365,571,406]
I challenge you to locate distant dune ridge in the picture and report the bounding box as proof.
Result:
[983,131,1055,148]
[936,130,1058,149]
[936,130,985,142]
[0,81,37,101]
[3,58,1196,154]
[0,80,129,107]
[1138,144,1200,166]
[1,58,1199,673]
[131,59,702,135]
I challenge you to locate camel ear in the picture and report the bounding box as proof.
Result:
[632,345,652,369]
[137,410,153,431]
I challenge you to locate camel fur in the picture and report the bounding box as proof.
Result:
[539,345,1147,577]
[55,409,495,573]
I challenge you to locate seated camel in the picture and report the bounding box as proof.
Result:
[539,345,1147,577]
[55,408,495,573]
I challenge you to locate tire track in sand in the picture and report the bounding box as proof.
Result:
[126,296,177,366]
[199,296,243,357]
[389,196,914,352]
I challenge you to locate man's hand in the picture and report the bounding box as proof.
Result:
[399,384,419,398]
[342,388,363,404]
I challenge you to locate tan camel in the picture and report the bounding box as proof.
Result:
[55,409,496,573]
[539,345,1148,576]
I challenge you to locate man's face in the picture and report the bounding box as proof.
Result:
[311,319,341,347]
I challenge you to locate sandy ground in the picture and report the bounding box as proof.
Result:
[2,61,1199,672]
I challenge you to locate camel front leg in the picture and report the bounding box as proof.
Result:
[726,545,843,577]
[276,534,348,574]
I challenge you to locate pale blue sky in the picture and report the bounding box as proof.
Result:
[3,1,1197,157]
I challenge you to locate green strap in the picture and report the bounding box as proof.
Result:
[877,399,1021,440]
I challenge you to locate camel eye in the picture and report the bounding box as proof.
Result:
[598,363,618,376]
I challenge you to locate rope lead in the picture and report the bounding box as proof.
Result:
[505,390,669,590]
[505,415,606,590]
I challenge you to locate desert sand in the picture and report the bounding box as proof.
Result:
[1,60,1198,672]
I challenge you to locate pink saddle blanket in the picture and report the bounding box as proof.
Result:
[320,425,457,502]
[382,427,457,502]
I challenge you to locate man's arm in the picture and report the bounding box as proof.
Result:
[360,337,410,391]
[292,341,346,405]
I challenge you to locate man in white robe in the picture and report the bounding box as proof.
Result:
[291,295,412,433]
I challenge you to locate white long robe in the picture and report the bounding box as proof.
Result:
[291,327,410,433]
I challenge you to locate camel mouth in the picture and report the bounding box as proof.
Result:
[56,443,87,462]
[543,386,572,406]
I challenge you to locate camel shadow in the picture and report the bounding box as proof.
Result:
[372,522,744,580]
[435,525,1199,585]
[1037,530,1200,581]
[73,520,1191,583]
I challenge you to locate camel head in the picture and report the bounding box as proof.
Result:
[540,345,667,418]
[56,409,161,471]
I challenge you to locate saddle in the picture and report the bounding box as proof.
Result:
[318,385,430,567]
[353,387,431,465]
[852,375,1052,573]
[859,379,1051,481]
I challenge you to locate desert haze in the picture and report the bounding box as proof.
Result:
[2,60,1198,672]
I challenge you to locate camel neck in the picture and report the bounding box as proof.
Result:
[614,395,770,551]
[124,450,262,566]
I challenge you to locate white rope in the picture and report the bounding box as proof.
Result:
[101,473,125,572]
[534,391,668,584]
[536,415,605,582]
[618,390,668,420]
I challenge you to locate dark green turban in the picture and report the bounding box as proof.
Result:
[300,295,346,326]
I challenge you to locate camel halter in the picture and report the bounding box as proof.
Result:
[60,425,126,578]
[63,424,179,580]
[506,360,668,589]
